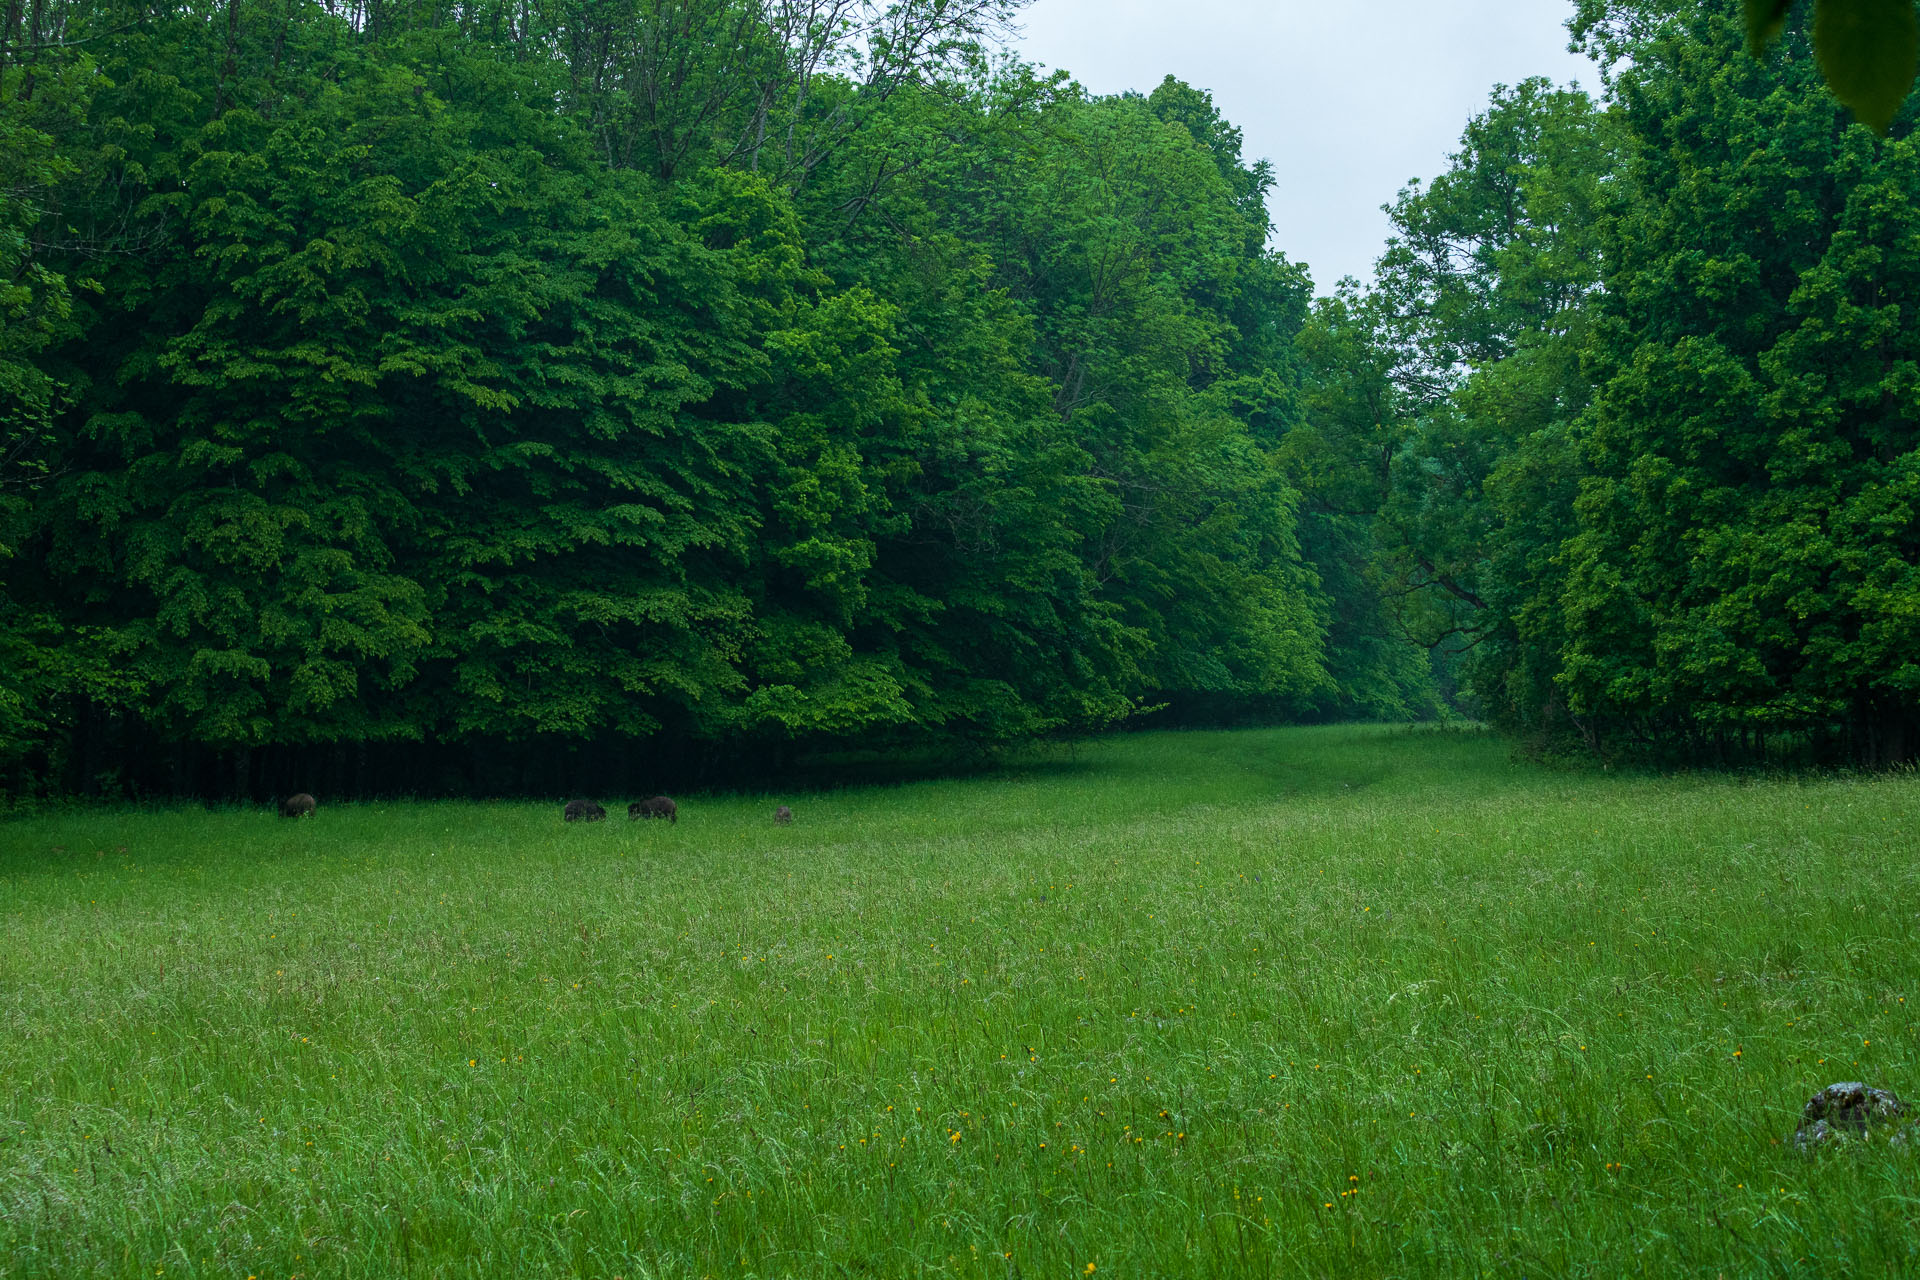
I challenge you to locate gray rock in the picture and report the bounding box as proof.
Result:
[1793,1082,1914,1150]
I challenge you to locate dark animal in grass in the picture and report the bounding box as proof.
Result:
[281,793,317,818]
[629,796,677,824]
[563,799,607,823]
[774,805,793,825]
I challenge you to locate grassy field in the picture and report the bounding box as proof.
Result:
[2,724,1918,1279]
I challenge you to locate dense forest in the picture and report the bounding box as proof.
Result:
[2,0,1917,799]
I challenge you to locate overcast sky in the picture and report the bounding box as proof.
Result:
[1012,0,1596,292]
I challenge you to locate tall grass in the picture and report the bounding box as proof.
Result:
[3,725,1917,1277]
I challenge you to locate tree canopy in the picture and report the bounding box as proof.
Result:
[0,0,1363,797]
[6,0,1920,797]
[1303,0,1920,767]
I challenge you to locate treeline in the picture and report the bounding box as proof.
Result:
[1299,0,1920,767]
[1,0,1442,799]
[7,1,1918,800]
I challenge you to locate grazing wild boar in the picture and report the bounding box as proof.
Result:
[563,799,607,823]
[774,805,793,825]
[282,793,317,818]
[630,796,677,824]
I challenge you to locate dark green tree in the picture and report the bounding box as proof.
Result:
[1560,0,1920,763]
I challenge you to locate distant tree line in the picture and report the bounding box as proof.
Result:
[4,0,1917,800]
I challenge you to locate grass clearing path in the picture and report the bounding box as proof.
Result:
[3,725,1918,1277]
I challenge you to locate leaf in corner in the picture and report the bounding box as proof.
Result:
[1813,0,1920,133]
[1744,0,1794,53]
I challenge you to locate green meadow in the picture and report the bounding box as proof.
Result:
[3,725,1918,1278]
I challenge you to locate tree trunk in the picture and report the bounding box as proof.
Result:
[1873,706,1911,769]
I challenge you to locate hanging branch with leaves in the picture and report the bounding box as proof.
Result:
[1748,0,1920,131]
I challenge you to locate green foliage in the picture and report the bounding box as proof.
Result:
[1745,0,1795,50]
[1811,0,1920,133]
[40,0,1920,783]
[0,25,118,771]
[1307,1,1920,765]
[1289,79,1613,730]
[1588,1,1920,134]
[981,87,1324,711]
[2,0,1338,794]
[1548,1,1920,762]
[1741,0,1920,133]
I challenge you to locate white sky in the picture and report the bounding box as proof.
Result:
[1012,0,1596,292]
